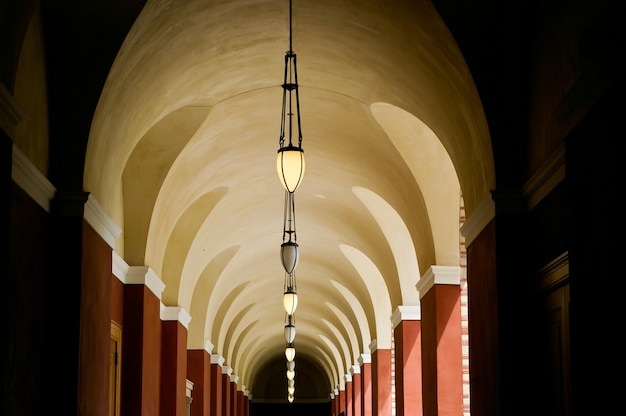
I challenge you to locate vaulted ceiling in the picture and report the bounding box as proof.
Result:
[76,0,494,400]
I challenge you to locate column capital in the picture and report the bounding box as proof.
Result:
[391,305,420,329]
[350,364,361,375]
[344,373,352,383]
[416,265,462,299]
[204,339,214,353]
[160,305,192,329]
[368,339,378,352]
[222,365,233,376]
[210,354,225,366]
[358,353,371,365]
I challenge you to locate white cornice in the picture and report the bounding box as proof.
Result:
[390,305,420,328]
[222,366,233,376]
[460,191,495,247]
[112,251,128,283]
[230,374,239,384]
[344,373,352,383]
[125,266,166,300]
[416,265,462,299]
[160,305,192,329]
[358,353,371,365]
[204,340,214,353]
[211,354,225,366]
[11,145,55,212]
[84,194,121,249]
[350,364,360,375]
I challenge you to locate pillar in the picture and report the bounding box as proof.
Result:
[392,306,422,416]
[221,366,232,416]
[370,340,392,416]
[345,373,353,416]
[351,365,362,416]
[121,267,165,415]
[359,354,372,416]
[210,355,225,416]
[161,306,192,416]
[416,266,463,416]
[187,341,214,416]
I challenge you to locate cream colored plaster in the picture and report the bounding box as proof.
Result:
[82,0,494,394]
[370,103,462,267]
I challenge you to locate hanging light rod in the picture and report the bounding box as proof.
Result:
[276,0,305,193]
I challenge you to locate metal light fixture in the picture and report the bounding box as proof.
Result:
[285,343,296,361]
[280,146,299,316]
[288,385,295,395]
[284,314,296,343]
[280,191,299,274]
[287,360,295,372]
[286,369,295,381]
[276,0,305,192]
[288,393,294,403]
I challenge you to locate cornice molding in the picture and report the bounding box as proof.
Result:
[160,305,192,329]
[125,265,166,300]
[416,265,462,299]
[390,305,420,328]
[358,353,371,365]
[211,354,225,366]
[11,145,55,212]
[84,194,121,249]
[460,191,495,247]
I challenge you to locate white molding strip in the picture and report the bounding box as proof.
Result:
[460,191,495,247]
[230,373,239,384]
[160,305,192,329]
[222,366,233,376]
[350,364,360,375]
[84,194,121,249]
[11,145,55,212]
[358,353,371,365]
[416,265,462,299]
[211,354,225,366]
[204,339,214,353]
[344,373,352,383]
[125,265,166,300]
[390,305,421,328]
[112,251,128,283]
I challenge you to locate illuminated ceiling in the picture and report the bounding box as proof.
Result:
[82,0,494,399]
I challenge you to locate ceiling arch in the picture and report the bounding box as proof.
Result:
[83,0,494,398]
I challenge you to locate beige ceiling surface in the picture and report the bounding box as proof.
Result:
[83,0,493,398]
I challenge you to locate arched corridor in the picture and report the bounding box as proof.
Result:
[2,0,624,415]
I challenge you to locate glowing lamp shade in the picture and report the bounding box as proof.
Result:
[285,344,296,361]
[281,242,299,274]
[288,394,294,403]
[283,289,298,315]
[286,369,295,380]
[277,146,305,193]
[284,322,296,343]
[288,386,295,395]
[287,360,295,371]
[288,378,295,387]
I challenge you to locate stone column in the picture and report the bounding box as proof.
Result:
[161,306,192,416]
[209,355,225,416]
[392,306,422,416]
[359,354,372,416]
[370,339,392,416]
[351,365,362,416]
[416,266,463,416]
